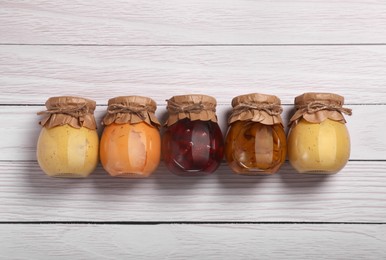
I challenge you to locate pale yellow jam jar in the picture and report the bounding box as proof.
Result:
[37,96,99,178]
[287,93,352,174]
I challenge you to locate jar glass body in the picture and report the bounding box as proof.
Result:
[225,121,286,174]
[287,118,350,174]
[36,125,99,178]
[162,118,224,176]
[100,122,161,178]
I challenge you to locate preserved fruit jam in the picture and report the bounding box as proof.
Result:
[162,94,224,176]
[225,93,286,174]
[100,96,161,178]
[36,96,99,178]
[287,92,352,174]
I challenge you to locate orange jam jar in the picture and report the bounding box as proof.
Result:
[36,96,99,178]
[100,96,161,178]
[287,93,352,174]
[225,93,286,174]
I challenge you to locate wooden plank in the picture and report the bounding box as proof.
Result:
[0,104,383,161]
[1,45,386,104]
[0,161,385,222]
[0,1,385,259]
[1,1,386,45]
[0,224,385,259]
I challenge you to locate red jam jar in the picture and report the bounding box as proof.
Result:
[162,94,224,176]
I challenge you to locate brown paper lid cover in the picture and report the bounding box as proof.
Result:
[290,92,352,125]
[102,96,160,127]
[165,94,217,126]
[38,96,97,129]
[229,93,283,125]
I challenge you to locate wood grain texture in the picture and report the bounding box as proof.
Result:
[1,0,386,258]
[1,1,386,45]
[0,105,383,161]
[1,224,385,259]
[1,161,385,222]
[1,45,386,104]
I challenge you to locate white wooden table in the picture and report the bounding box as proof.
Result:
[1,1,386,259]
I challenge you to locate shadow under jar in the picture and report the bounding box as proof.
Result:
[225,93,287,175]
[287,92,352,174]
[36,96,99,178]
[162,94,224,176]
[100,96,161,178]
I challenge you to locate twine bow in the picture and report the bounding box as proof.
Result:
[228,103,283,125]
[37,103,96,129]
[166,99,216,114]
[289,101,352,126]
[103,103,160,126]
[231,103,283,118]
[37,103,89,118]
[37,103,89,125]
[107,104,151,120]
[297,102,352,115]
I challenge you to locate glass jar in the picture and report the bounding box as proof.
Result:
[100,96,161,178]
[36,96,99,178]
[225,93,286,175]
[287,92,352,174]
[162,94,224,176]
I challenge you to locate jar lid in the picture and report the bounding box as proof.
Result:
[165,94,218,126]
[102,96,160,127]
[294,92,344,107]
[38,96,97,129]
[229,93,283,125]
[290,92,352,125]
[232,93,281,107]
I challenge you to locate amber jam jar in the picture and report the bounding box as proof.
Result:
[100,96,161,178]
[225,93,286,175]
[162,94,224,176]
[36,96,99,178]
[288,93,352,174]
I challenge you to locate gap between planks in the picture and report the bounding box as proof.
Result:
[0,221,385,225]
[2,43,386,47]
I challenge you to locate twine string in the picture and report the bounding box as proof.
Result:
[166,99,216,114]
[37,103,89,118]
[106,104,151,120]
[230,103,283,118]
[297,102,352,115]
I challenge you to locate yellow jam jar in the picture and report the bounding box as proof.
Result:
[36,96,99,178]
[287,93,352,174]
[225,93,286,175]
[100,96,161,178]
